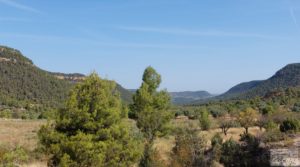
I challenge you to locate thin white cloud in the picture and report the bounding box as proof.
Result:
[288,0,300,30]
[0,17,30,22]
[0,0,41,14]
[118,26,285,39]
[0,33,202,49]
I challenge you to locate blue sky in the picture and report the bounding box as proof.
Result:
[0,0,300,94]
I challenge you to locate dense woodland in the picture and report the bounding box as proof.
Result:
[0,46,132,119]
[1,46,300,166]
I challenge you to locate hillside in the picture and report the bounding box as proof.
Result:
[0,46,132,111]
[218,63,300,100]
[170,91,213,104]
[0,46,70,109]
[218,80,263,99]
[51,72,133,103]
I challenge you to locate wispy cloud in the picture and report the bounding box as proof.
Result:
[0,33,201,49]
[0,17,30,22]
[118,26,285,39]
[288,0,299,30]
[0,0,41,14]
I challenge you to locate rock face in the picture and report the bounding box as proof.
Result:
[51,73,86,83]
[270,135,300,167]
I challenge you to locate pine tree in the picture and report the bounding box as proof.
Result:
[39,73,142,167]
[131,66,171,167]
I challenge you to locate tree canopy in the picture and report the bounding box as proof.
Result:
[39,73,142,167]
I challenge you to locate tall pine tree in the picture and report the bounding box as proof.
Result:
[131,66,171,167]
[39,73,142,167]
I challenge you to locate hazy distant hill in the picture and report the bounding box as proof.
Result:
[170,91,214,104]
[0,45,132,110]
[218,63,300,100]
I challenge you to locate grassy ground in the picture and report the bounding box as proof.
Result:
[0,119,45,151]
[153,119,264,165]
[0,118,279,166]
[0,119,47,167]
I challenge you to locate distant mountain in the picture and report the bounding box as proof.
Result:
[170,91,214,104]
[0,45,132,110]
[218,80,263,99]
[218,63,300,100]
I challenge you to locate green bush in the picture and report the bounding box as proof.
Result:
[0,109,12,118]
[261,129,285,143]
[199,110,211,130]
[292,102,300,112]
[280,118,300,133]
[0,146,28,167]
[220,139,241,167]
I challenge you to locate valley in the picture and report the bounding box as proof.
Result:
[1,45,300,166]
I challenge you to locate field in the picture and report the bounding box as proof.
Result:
[0,119,47,167]
[154,119,263,164]
[0,118,295,166]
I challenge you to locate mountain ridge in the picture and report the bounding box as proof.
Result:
[216,63,300,100]
[0,45,133,111]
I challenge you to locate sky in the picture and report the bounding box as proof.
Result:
[0,0,300,94]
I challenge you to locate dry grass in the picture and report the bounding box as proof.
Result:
[20,161,47,167]
[0,119,45,151]
[201,127,264,142]
[0,118,271,167]
[154,119,264,164]
[0,119,47,166]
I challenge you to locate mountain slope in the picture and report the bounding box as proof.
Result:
[0,46,70,108]
[51,72,133,103]
[0,46,133,110]
[219,63,300,99]
[219,80,263,99]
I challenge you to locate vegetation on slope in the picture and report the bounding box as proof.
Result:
[204,63,300,102]
[0,46,133,119]
[0,46,70,110]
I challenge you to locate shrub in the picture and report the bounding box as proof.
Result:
[170,127,210,167]
[280,118,300,133]
[199,110,211,130]
[209,105,227,118]
[261,129,285,143]
[0,109,12,118]
[220,139,241,167]
[0,146,29,167]
[292,102,300,112]
[211,133,222,162]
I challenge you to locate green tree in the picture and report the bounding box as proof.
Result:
[199,110,211,130]
[238,108,258,134]
[131,66,171,167]
[219,118,236,136]
[38,73,142,167]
